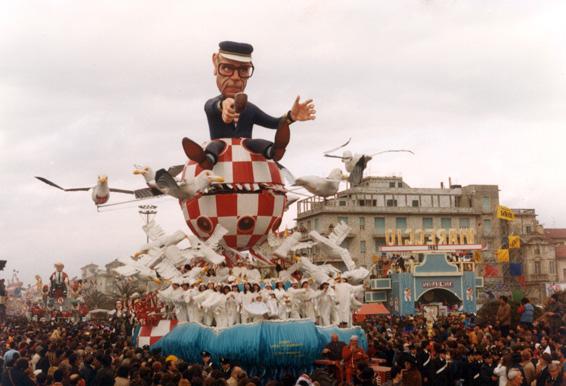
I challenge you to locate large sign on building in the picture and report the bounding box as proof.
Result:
[385,228,475,246]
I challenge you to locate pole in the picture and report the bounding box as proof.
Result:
[138,205,157,243]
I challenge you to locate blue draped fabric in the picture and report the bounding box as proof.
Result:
[152,320,367,370]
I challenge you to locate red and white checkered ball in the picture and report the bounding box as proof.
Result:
[181,138,287,250]
[137,319,178,348]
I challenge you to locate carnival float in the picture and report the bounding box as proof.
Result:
[35,40,413,373]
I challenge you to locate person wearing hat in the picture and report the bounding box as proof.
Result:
[400,353,422,386]
[182,40,316,170]
[201,351,217,374]
[220,357,233,379]
[49,260,69,301]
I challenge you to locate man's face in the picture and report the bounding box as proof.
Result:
[213,54,250,98]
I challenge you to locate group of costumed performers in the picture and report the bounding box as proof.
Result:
[25,261,90,321]
[157,262,364,328]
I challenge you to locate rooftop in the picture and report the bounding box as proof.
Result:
[544,228,566,240]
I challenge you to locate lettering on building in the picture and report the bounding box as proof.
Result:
[385,228,476,246]
[422,281,454,289]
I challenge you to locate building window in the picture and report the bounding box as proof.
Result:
[482,196,490,211]
[525,225,532,234]
[306,220,311,231]
[339,201,346,207]
[534,261,541,275]
[396,217,407,231]
[422,217,433,229]
[386,199,397,207]
[389,182,396,188]
[360,240,367,254]
[483,219,492,236]
[359,217,365,230]
[441,218,452,230]
[397,182,403,188]
[314,218,319,232]
[412,200,419,207]
[534,245,540,255]
[374,238,385,251]
[374,217,385,234]
[338,216,348,225]
[549,261,556,274]
[460,218,470,229]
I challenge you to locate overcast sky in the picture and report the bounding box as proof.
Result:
[1,1,565,284]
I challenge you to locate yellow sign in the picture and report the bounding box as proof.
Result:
[497,205,515,221]
[385,228,475,246]
[496,248,509,263]
[509,235,521,249]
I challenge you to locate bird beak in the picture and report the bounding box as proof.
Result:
[341,174,350,180]
[133,169,144,175]
[99,176,108,183]
[209,175,224,183]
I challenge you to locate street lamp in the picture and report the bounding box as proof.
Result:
[138,205,157,243]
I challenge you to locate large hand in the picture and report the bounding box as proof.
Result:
[221,98,240,124]
[290,96,316,122]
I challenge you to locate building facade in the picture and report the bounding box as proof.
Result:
[296,176,503,271]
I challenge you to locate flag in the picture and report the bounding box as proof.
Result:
[484,264,500,278]
[496,205,515,221]
[509,263,522,276]
[496,249,509,263]
[509,235,521,249]
[512,289,524,302]
[516,275,526,288]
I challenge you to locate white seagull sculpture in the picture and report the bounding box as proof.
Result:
[292,168,347,198]
[156,169,224,200]
[35,175,134,205]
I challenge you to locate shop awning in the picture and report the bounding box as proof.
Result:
[355,303,390,315]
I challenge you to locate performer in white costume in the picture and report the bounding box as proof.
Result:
[300,281,317,321]
[316,282,336,326]
[334,277,363,327]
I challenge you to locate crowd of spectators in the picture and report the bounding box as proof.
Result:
[0,293,564,386]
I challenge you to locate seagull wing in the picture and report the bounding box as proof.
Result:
[167,164,185,177]
[329,221,351,246]
[274,161,296,185]
[323,137,351,155]
[338,247,356,271]
[348,157,368,186]
[267,231,281,248]
[205,225,228,250]
[324,154,346,160]
[143,220,166,241]
[290,241,313,251]
[154,260,181,280]
[113,265,139,277]
[35,176,91,191]
[155,169,182,198]
[133,187,163,199]
[369,149,415,157]
[108,188,134,194]
[164,245,185,266]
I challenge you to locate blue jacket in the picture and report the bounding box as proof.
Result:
[205,95,281,139]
